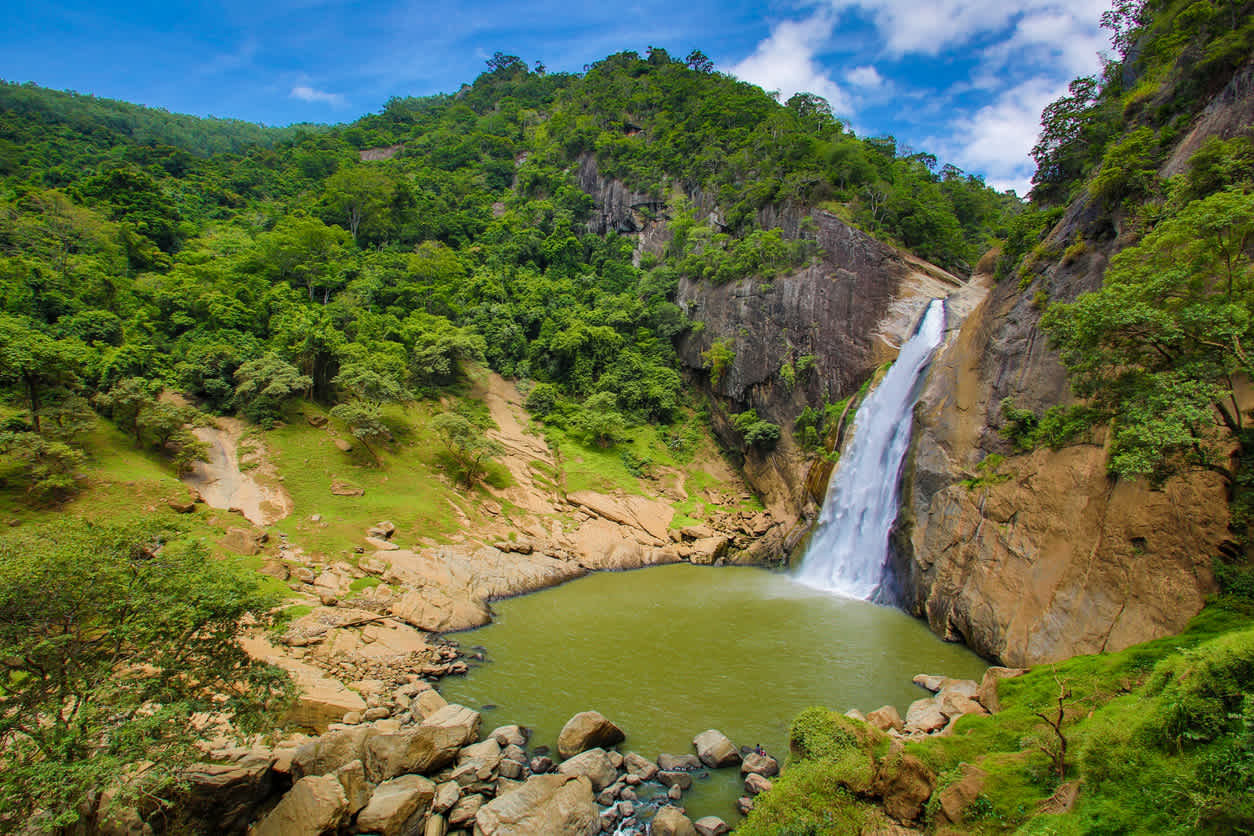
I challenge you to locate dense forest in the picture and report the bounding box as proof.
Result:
[0,49,1016,503]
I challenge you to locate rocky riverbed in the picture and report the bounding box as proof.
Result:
[175,702,780,836]
[152,664,1021,836]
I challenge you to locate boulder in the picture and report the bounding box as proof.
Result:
[872,751,936,822]
[291,726,378,780]
[364,704,480,781]
[354,774,436,836]
[333,759,371,816]
[411,689,448,721]
[448,793,484,827]
[334,438,354,453]
[220,527,264,556]
[744,773,772,795]
[976,666,1028,713]
[330,480,364,496]
[490,725,528,748]
[693,729,741,768]
[556,711,625,759]
[432,779,460,814]
[936,678,980,699]
[912,674,946,692]
[866,705,905,733]
[687,536,731,565]
[556,747,617,792]
[904,699,947,733]
[695,816,730,836]
[740,752,779,777]
[167,499,196,514]
[458,739,503,775]
[369,521,397,539]
[935,764,987,825]
[249,774,347,836]
[183,754,275,833]
[657,771,693,790]
[474,773,599,836]
[658,753,701,771]
[424,813,447,836]
[622,751,657,780]
[307,414,328,427]
[365,536,399,551]
[845,708,867,722]
[529,755,554,774]
[938,691,987,719]
[736,796,754,816]
[651,805,698,836]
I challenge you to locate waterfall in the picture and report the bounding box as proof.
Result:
[796,298,946,601]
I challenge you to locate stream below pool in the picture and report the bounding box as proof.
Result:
[439,563,987,823]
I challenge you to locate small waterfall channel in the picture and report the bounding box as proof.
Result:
[796,298,946,600]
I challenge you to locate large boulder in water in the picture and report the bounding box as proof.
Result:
[692,729,741,768]
[556,748,617,792]
[474,773,599,836]
[556,710,624,759]
[651,805,698,836]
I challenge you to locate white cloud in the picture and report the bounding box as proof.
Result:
[728,14,853,117]
[290,85,347,106]
[845,65,884,88]
[935,78,1064,194]
[825,0,1105,59]
[728,0,1110,191]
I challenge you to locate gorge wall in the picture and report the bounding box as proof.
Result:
[577,60,1248,665]
[888,60,1254,666]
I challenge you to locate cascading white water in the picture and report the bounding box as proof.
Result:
[796,298,946,600]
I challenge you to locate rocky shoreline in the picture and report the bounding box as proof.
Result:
[168,704,780,836]
[141,664,1024,836]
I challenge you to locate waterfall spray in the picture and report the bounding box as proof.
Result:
[796,299,946,600]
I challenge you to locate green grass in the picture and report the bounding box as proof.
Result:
[265,401,481,558]
[748,602,1254,835]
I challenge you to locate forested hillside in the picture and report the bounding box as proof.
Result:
[0,49,1016,503]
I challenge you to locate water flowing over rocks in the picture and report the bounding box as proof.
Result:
[171,706,786,835]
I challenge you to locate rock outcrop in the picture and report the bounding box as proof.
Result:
[675,210,963,522]
[893,220,1231,667]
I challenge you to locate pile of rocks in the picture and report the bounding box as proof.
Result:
[845,667,1026,740]
[183,708,778,835]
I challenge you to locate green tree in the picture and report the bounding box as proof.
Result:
[0,315,86,435]
[93,377,158,444]
[574,391,628,448]
[0,519,291,830]
[329,400,389,464]
[1043,190,1254,481]
[431,411,504,486]
[0,431,86,504]
[233,354,312,426]
[324,166,395,244]
[701,338,735,388]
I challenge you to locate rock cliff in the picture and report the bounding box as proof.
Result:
[889,61,1254,664]
[892,262,1230,664]
[671,211,962,526]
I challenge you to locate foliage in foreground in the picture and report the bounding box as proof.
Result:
[0,518,291,831]
[741,603,1254,835]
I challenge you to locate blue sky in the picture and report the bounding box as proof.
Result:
[2,0,1112,194]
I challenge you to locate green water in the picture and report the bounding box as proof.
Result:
[439,564,988,822]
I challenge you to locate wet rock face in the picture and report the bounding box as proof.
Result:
[893,191,1231,666]
[672,211,960,522]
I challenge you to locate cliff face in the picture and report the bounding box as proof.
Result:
[889,61,1254,665]
[893,267,1230,666]
[672,211,962,527]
